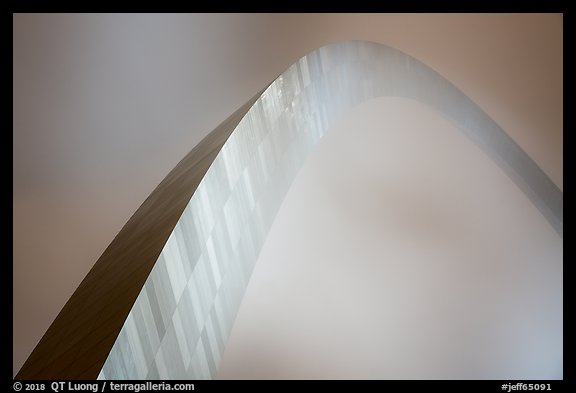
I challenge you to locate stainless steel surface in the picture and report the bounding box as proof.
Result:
[99,41,562,379]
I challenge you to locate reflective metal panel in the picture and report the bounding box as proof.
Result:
[95,40,561,379]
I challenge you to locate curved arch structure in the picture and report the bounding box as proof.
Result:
[16,41,562,380]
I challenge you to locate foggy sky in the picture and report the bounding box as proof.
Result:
[217,97,562,379]
[13,14,562,377]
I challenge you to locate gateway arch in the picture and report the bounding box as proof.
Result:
[16,40,562,380]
